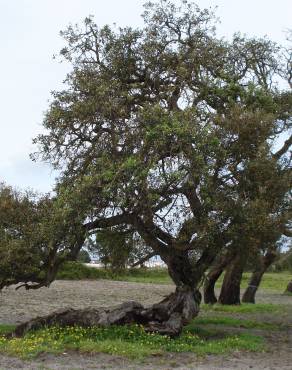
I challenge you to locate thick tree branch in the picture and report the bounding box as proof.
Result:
[273,135,292,159]
[84,213,134,231]
[131,251,157,267]
[283,228,292,237]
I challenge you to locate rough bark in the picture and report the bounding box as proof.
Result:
[163,251,198,288]
[204,266,223,304]
[204,252,234,304]
[11,286,200,338]
[218,254,245,305]
[242,250,277,303]
[285,280,292,294]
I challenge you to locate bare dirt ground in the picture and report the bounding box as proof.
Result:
[0,280,291,370]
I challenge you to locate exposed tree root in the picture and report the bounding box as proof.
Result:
[10,287,201,338]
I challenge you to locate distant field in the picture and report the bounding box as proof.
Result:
[57,261,292,292]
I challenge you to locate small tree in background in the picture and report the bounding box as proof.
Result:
[0,183,48,289]
[91,228,151,271]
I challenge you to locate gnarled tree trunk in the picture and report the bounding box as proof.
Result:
[204,265,223,304]
[218,254,245,305]
[12,251,202,338]
[204,252,235,304]
[242,250,277,303]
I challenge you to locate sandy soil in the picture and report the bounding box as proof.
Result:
[0,280,174,325]
[0,280,291,369]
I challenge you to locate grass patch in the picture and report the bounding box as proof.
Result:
[202,303,282,314]
[0,324,264,359]
[234,272,292,291]
[0,325,15,336]
[114,268,171,284]
[193,316,279,330]
[122,270,291,291]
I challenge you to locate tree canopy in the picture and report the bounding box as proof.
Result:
[31,0,291,286]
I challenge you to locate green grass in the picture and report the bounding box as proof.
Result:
[118,270,292,291]
[202,303,282,314]
[0,324,264,359]
[231,272,292,291]
[113,268,171,284]
[57,262,291,293]
[0,325,15,336]
[193,316,279,330]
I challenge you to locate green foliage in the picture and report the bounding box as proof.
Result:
[28,0,291,294]
[92,229,150,272]
[0,183,49,289]
[273,250,292,272]
[56,262,110,280]
[0,181,92,291]
[0,324,264,359]
[0,2,290,311]
[56,262,170,282]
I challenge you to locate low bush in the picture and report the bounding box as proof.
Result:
[56,262,170,282]
[56,262,111,280]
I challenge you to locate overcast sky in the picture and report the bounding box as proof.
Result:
[0,0,291,193]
